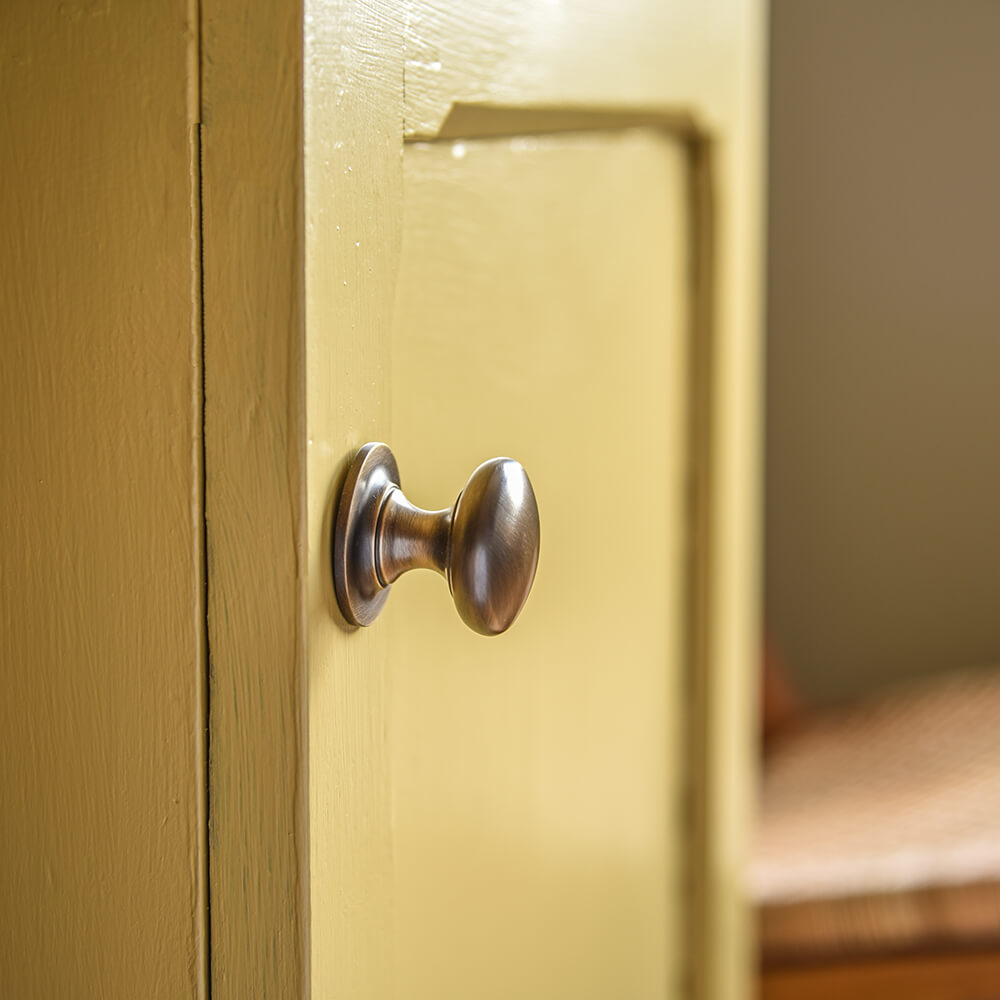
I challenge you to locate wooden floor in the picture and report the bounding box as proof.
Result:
[761,949,1000,1000]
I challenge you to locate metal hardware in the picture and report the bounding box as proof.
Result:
[332,442,540,635]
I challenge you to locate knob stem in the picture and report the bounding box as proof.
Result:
[376,490,451,585]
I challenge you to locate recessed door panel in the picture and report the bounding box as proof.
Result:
[385,128,690,999]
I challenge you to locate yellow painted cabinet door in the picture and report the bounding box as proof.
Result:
[303,3,762,999]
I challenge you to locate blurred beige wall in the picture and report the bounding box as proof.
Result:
[766,1,1000,705]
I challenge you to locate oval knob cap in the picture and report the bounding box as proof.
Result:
[332,443,540,635]
[449,458,539,635]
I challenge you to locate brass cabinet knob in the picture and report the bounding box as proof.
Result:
[333,442,540,635]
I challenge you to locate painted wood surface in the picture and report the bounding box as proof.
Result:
[200,1,309,998]
[0,3,760,998]
[303,2,403,994]
[386,128,688,997]
[0,1,206,996]
[302,2,764,998]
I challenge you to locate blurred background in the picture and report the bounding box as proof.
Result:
[757,2,1000,995]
